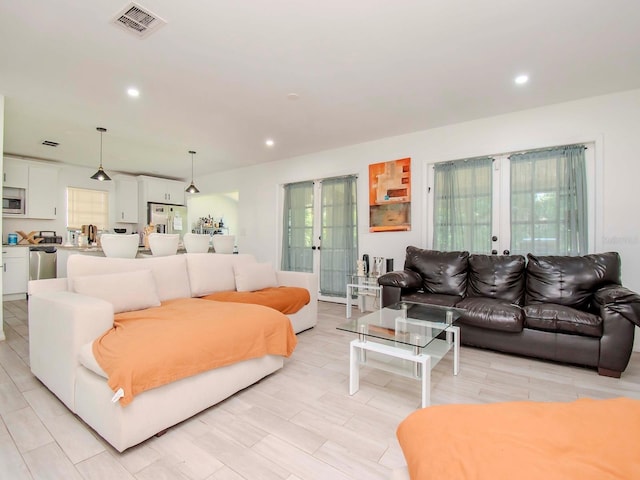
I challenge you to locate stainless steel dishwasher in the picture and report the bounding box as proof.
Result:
[29,246,57,280]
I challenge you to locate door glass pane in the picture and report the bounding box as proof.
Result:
[433,157,493,253]
[320,176,358,297]
[510,145,587,255]
[281,181,314,272]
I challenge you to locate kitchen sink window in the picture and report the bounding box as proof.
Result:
[67,187,109,229]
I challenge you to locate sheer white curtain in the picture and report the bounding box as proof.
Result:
[281,181,314,272]
[433,157,493,253]
[319,176,358,297]
[510,145,587,255]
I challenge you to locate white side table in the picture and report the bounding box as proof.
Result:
[346,275,382,318]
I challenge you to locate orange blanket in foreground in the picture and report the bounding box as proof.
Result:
[202,286,310,315]
[397,397,640,480]
[93,298,297,406]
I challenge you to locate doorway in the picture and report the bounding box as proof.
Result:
[281,176,358,302]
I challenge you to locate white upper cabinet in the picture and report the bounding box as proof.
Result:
[138,176,185,205]
[27,164,59,219]
[3,158,29,188]
[115,177,139,223]
[165,181,186,205]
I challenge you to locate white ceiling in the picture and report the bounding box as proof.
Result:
[1,1,640,181]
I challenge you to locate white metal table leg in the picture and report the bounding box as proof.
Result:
[420,355,431,408]
[452,325,460,375]
[349,340,360,395]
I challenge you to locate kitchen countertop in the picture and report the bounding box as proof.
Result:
[57,244,195,255]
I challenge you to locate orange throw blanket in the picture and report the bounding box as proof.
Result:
[397,397,640,480]
[93,298,297,406]
[202,286,310,314]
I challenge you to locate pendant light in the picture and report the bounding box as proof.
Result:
[185,150,200,193]
[90,127,111,181]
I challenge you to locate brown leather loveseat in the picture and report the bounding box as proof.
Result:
[378,246,640,377]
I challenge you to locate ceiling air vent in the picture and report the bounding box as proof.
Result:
[111,3,166,38]
[42,140,59,147]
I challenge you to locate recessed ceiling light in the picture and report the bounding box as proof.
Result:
[287,93,300,101]
[514,75,529,85]
[265,139,275,147]
[127,87,140,97]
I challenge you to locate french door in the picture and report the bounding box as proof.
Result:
[427,144,594,256]
[281,176,358,302]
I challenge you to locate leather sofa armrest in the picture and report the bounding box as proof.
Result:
[594,285,640,327]
[378,270,423,289]
[593,285,639,376]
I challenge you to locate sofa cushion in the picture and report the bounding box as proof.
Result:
[67,254,190,302]
[401,292,462,308]
[202,287,310,315]
[524,304,602,337]
[525,252,620,310]
[456,297,524,333]
[234,263,278,292]
[404,246,468,296]
[467,255,526,305]
[185,253,256,297]
[72,270,161,313]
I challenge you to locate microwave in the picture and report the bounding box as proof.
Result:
[2,187,26,215]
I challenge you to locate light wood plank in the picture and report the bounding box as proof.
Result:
[21,442,83,480]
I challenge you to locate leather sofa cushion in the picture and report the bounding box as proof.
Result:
[405,246,468,296]
[401,292,461,308]
[456,297,524,333]
[524,304,602,337]
[525,252,621,310]
[467,255,526,305]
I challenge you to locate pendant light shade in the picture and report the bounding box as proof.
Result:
[90,127,111,181]
[185,150,200,194]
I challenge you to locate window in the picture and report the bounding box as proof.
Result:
[429,144,590,256]
[67,187,109,229]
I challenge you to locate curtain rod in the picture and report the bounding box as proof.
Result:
[432,143,588,168]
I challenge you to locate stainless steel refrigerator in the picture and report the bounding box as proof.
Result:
[148,203,188,240]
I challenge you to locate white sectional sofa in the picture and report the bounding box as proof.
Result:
[28,253,317,451]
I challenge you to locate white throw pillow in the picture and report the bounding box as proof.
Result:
[234,262,278,292]
[72,270,161,313]
[185,253,256,296]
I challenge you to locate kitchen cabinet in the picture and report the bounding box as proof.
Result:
[3,158,29,188]
[2,246,29,297]
[115,177,139,223]
[138,176,185,205]
[27,164,59,219]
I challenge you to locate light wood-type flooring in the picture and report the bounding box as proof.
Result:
[2,298,639,479]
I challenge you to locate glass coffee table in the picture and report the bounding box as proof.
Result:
[337,301,465,407]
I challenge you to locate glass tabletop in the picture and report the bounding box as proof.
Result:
[337,301,465,349]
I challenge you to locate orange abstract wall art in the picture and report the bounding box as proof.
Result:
[369,157,411,232]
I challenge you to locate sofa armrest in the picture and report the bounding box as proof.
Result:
[378,270,423,289]
[29,291,114,410]
[276,271,318,332]
[276,270,317,297]
[28,278,69,296]
[594,285,640,327]
[593,285,639,376]
[377,270,423,307]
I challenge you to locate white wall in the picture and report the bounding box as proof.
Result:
[196,89,640,283]
[195,88,640,350]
